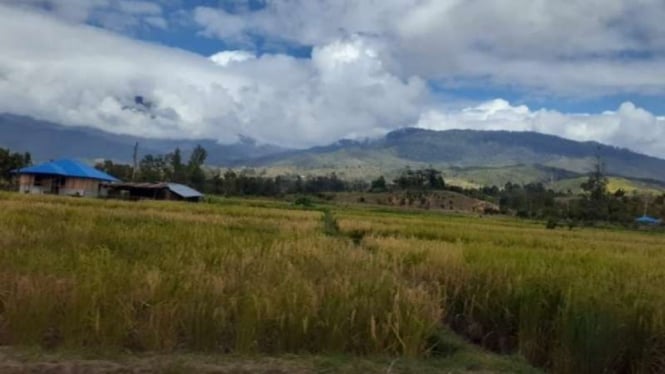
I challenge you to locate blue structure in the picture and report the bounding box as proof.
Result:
[635,215,662,225]
[16,159,119,197]
[17,159,118,182]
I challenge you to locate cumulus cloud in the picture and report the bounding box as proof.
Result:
[417,100,665,158]
[1,3,665,159]
[193,0,665,96]
[0,5,426,148]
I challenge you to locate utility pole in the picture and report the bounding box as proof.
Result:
[132,142,139,182]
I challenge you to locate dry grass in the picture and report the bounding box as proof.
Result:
[0,192,664,373]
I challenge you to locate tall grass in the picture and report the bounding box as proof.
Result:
[1,192,664,372]
[340,210,665,373]
[0,194,439,357]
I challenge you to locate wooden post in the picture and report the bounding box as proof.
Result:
[132,142,139,182]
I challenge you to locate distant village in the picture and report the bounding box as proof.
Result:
[16,159,203,202]
[1,146,663,229]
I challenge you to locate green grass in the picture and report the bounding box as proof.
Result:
[553,176,665,194]
[0,333,538,373]
[0,191,664,373]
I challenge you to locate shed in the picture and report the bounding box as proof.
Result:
[16,159,119,197]
[104,182,204,202]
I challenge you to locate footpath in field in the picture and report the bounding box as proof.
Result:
[0,337,539,374]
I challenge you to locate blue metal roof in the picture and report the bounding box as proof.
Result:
[635,215,662,225]
[167,183,203,198]
[17,159,119,182]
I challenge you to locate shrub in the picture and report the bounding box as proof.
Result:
[566,219,577,230]
[347,229,367,245]
[294,196,313,207]
[546,218,558,230]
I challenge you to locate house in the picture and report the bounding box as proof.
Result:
[104,182,204,202]
[16,159,119,197]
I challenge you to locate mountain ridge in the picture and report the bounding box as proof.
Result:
[1,113,664,184]
[242,127,665,182]
[0,114,287,165]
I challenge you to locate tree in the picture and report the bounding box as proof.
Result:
[424,168,445,190]
[166,147,186,184]
[95,160,133,181]
[580,155,609,220]
[132,142,139,182]
[208,171,224,195]
[370,176,387,192]
[394,168,446,190]
[581,155,608,202]
[138,154,166,182]
[187,145,208,191]
[0,148,31,188]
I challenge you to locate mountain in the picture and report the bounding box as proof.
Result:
[0,114,287,164]
[2,114,665,186]
[246,128,665,183]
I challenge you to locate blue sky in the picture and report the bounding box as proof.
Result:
[1,0,664,155]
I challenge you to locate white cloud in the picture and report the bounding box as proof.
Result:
[416,100,665,158]
[1,3,665,160]
[0,5,426,148]
[210,51,256,67]
[193,0,665,96]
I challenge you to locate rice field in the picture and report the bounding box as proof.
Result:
[0,192,664,373]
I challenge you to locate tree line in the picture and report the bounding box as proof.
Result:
[0,148,31,190]
[95,145,208,191]
[93,147,665,226]
[2,144,663,226]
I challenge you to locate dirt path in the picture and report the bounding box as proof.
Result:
[0,349,311,374]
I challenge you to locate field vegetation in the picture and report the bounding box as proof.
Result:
[0,192,664,372]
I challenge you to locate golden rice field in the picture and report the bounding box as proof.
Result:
[0,192,664,373]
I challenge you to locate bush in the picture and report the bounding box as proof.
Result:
[566,219,577,230]
[294,196,313,208]
[545,218,558,230]
[347,229,367,245]
[484,207,501,215]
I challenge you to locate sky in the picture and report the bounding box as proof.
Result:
[1,0,665,157]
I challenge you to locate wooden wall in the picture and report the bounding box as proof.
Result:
[19,174,34,187]
[64,178,100,192]
[18,175,101,197]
